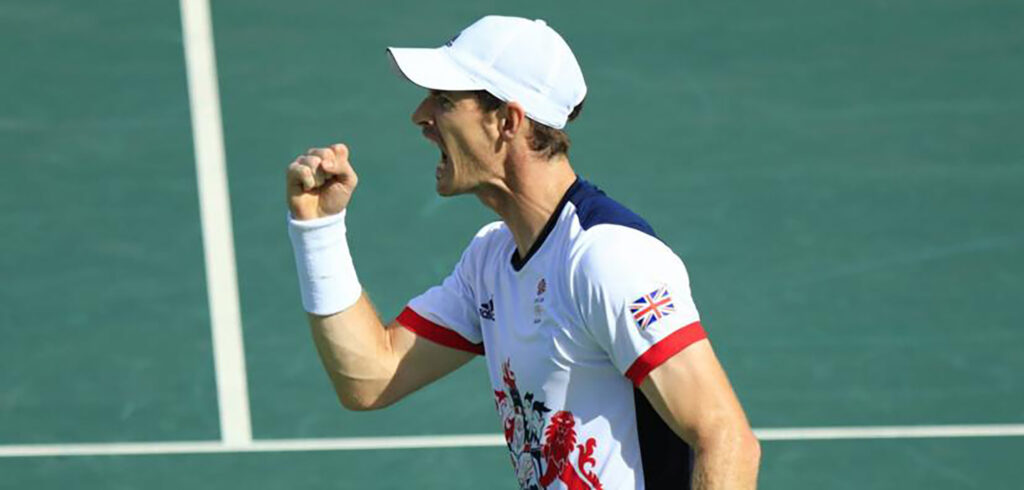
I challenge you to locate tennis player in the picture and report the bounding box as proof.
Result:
[286,15,760,489]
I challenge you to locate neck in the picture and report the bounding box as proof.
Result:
[475,155,577,260]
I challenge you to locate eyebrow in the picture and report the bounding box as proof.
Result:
[430,89,460,99]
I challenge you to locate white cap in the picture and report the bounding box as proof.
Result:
[387,15,587,130]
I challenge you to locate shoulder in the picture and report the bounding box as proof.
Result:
[565,178,657,237]
[570,225,686,289]
[471,220,508,243]
[565,179,683,283]
[458,220,510,265]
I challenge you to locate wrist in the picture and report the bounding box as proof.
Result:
[288,209,345,228]
[288,204,333,222]
[287,209,362,315]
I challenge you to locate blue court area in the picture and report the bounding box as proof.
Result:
[1,0,1022,488]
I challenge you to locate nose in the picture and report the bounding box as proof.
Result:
[411,94,434,128]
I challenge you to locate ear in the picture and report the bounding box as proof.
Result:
[499,101,527,141]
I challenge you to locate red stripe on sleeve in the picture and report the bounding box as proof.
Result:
[396,307,485,356]
[625,322,707,387]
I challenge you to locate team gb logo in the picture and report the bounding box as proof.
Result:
[494,360,604,489]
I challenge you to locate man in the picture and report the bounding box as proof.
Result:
[286,15,759,489]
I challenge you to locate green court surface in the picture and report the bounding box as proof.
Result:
[1,0,1022,488]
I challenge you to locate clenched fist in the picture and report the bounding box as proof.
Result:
[286,144,358,220]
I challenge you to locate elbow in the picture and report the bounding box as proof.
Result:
[321,370,394,411]
[744,429,762,470]
[338,394,377,411]
[726,427,762,476]
[694,422,762,472]
[724,426,761,467]
[334,385,395,412]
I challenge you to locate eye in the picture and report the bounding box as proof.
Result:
[435,92,455,110]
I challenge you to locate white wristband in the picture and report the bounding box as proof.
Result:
[287,209,362,315]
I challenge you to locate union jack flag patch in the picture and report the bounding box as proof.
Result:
[629,286,676,330]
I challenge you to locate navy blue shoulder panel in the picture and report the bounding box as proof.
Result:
[509,177,658,271]
[566,177,657,238]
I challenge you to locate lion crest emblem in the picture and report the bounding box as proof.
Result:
[494,360,604,490]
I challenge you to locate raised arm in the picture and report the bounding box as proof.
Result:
[287,144,474,410]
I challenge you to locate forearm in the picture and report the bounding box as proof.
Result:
[285,145,471,410]
[692,428,761,489]
[308,293,401,410]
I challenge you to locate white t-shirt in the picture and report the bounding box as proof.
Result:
[397,177,707,490]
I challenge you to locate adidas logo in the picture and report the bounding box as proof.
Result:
[479,298,495,321]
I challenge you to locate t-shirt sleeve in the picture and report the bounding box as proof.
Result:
[571,226,707,386]
[397,226,495,356]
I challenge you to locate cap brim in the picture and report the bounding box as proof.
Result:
[387,47,483,91]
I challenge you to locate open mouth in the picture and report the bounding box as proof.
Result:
[423,128,449,179]
[436,148,449,179]
[434,130,449,179]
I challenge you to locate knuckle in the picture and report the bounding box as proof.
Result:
[331,143,349,158]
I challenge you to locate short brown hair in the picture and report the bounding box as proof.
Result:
[473,91,584,159]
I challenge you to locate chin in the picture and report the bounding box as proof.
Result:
[435,178,457,197]
[436,179,474,197]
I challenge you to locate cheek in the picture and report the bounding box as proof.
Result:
[440,129,474,162]
[455,126,496,161]
[438,110,497,164]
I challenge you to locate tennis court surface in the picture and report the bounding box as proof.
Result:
[1,0,1022,488]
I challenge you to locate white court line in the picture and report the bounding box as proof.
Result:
[754,424,1024,441]
[0,435,503,458]
[1,425,1022,458]
[179,0,252,445]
